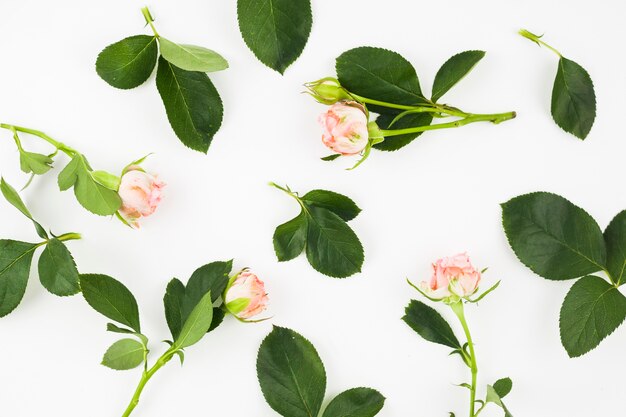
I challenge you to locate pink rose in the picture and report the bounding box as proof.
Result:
[224,270,269,320]
[118,167,165,228]
[319,101,369,155]
[421,253,481,300]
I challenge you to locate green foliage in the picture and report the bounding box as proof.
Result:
[1,177,47,238]
[159,38,228,72]
[605,211,626,285]
[102,338,145,370]
[431,50,485,102]
[19,151,54,175]
[96,35,158,89]
[403,299,461,349]
[322,388,386,417]
[486,377,513,417]
[301,190,361,222]
[0,240,37,317]
[552,57,596,139]
[38,238,80,296]
[80,274,141,332]
[171,290,214,349]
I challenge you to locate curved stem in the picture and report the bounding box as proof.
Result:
[0,123,77,157]
[380,111,516,137]
[120,350,173,417]
[519,29,562,57]
[451,301,478,417]
[349,94,469,117]
[141,7,160,38]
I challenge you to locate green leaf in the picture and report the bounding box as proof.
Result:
[57,155,81,191]
[257,326,326,417]
[106,323,148,345]
[492,378,513,398]
[0,240,37,317]
[80,274,141,332]
[19,151,53,175]
[374,112,433,151]
[101,338,145,370]
[559,275,626,357]
[305,205,364,278]
[403,299,462,349]
[156,57,223,153]
[159,38,228,73]
[321,154,341,161]
[273,211,307,262]
[486,382,513,417]
[501,192,606,280]
[0,177,47,239]
[96,35,158,89]
[552,57,596,140]
[172,290,213,349]
[237,0,312,74]
[322,387,385,417]
[164,278,186,341]
[208,307,225,333]
[91,171,120,191]
[302,190,361,222]
[37,238,80,296]
[604,211,626,285]
[431,50,485,102]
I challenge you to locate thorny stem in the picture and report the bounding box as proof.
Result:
[1,124,78,157]
[141,7,160,38]
[519,29,562,57]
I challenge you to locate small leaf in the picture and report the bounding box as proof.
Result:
[237,0,312,74]
[80,274,141,332]
[501,192,606,280]
[163,278,186,340]
[552,57,596,139]
[38,238,80,296]
[208,307,226,333]
[432,50,485,102]
[57,155,81,191]
[604,210,626,285]
[273,211,307,262]
[159,38,228,72]
[302,190,361,222]
[0,177,47,239]
[101,338,145,370]
[91,171,120,191]
[321,154,341,161]
[322,387,385,417]
[486,381,514,417]
[172,290,213,349]
[0,240,37,317]
[96,35,158,89]
[492,378,513,398]
[19,151,54,175]
[257,326,326,417]
[106,323,134,334]
[403,300,462,349]
[559,275,626,357]
[156,57,224,153]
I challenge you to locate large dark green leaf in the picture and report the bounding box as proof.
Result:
[80,274,141,332]
[172,290,213,349]
[305,205,364,278]
[159,38,228,73]
[101,338,145,370]
[551,57,596,140]
[302,190,361,222]
[237,0,312,74]
[164,278,186,340]
[273,211,307,262]
[501,192,606,280]
[257,326,326,417]
[560,275,626,357]
[0,240,37,317]
[403,300,461,349]
[1,177,47,239]
[604,211,626,285]
[374,112,433,151]
[156,57,223,153]
[431,50,485,102]
[322,388,385,417]
[96,35,158,89]
[38,238,80,296]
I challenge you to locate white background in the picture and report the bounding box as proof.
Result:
[0,1,625,416]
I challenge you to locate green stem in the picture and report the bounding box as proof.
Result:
[518,29,562,57]
[349,94,468,117]
[450,301,478,417]
[141,7,160,38]
[120,349,173,417]
[56,232,82,242]
[0,123,77,157]
[269,182,308,212]
[380,111,516,137]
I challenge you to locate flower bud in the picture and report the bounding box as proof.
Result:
[117,167,165,229]
[305,77,352,105]
[421,253,481,301]
[224,270,269,320]
[319,101,369,155]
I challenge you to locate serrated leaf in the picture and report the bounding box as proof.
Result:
[172,290,213,349]
[501,192,606,280]
[0,240,37,317]
[552,57,596,140]
[257,326,326,417]
[0,177,47,239]
[322,387,385,417]
[19,151,53,175]
[302,190,361,222]
[432,50,485,102]
[273,211,307,262]
[101,338,145,370]
[80,274,141,332]
[38,238,80,296]
[403,299,462,349]
[96,35,158,89]
[156,57,223,153]
[237,0,312,74]
[374,112,433,151]
[159,38,228,72]
[604,210,626,285]
[560,275,626,357]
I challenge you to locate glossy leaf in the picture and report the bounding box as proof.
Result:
[237,0,312,74]
[302,190,361,222]
[273,211,307,262]
[38,238,80,296]
[560,275,626,357]
[172,290,213,349]
[156,57,223,153]
[257,326,326,417]
[19,151,53,175]
[432,50,485,102]
[322,387,385,417]
[552,57,596,140]
[0,240,37,317]
[501,192,606,280]
[1,177,47,239]
[96,35,158,89]
[101,338,145,370]
[374,112,433,151]
[604,211,626,285]
[80,274,141,332]
[159,38,228,72]
[403,300,461,349]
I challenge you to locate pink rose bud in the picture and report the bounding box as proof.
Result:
[421,253,481,300]
[118,167,165,228]
[305,77,352,105]
[319,101,369,155]
[224,270,269,320]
